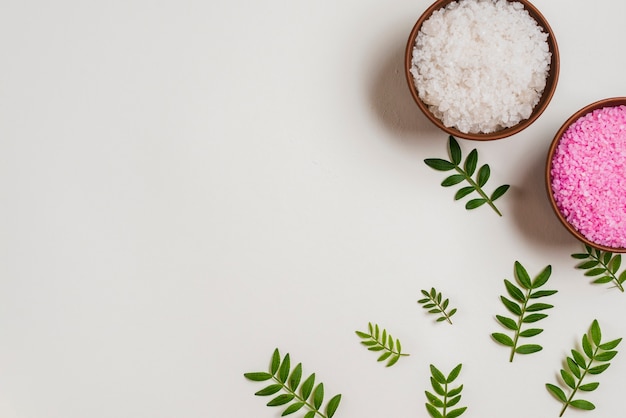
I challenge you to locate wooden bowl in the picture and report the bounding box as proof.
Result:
[404,0,560,141]
[545,97,626,253]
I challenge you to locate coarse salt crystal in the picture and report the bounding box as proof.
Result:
[410,0,551,134]
[551,105,626,249]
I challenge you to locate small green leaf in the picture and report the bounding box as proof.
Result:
[425,158,455,171]
[593,276,614,284]
[477,164,490,187]
[448,384,463,397]
[523,313,548,323]
[491,184,510,201]
[595,351,618,361]
[588,364,611,375]
[579,382,600,392]
[546,383,567,402]
[313,383,324,409]
[577,260,599,269]
[425,391,444,408]
[465,149,478,176]
[504,279,525,302]
[500,296,522,316]
[532,265,552,288]
[560,369,576,389]
[591,320,602,346]
[582,334,593,358]
[567,357,581,378]
[525,302,553,312]
[449,136,462,165]
[282,402,305,416]
[570,399,595,410]
[278,354,290,383]
[377,351,392,362]
[447,407,467,418]
[496,315,518,330]
[585,268,607,277]
[571,350,587,368]
[426,403,444,418]
[446,394,461,408]
[301,373,315,400]
[492,333,514,347]
[355,330,369,338]
[529,290,558,298]
[326,394,341,418]
[514,261,532,289]
[289,363,302,390]
[516,344,542,355]
[430,377,445,396]
[603,251,612,265]
[304,412,315,418]
[519,328,543,337]
[255,384,282,396]
[267,394,294,406]
[447,364,462,383]
[610,254,622,273]
[571,253,590,259]
[598,338,622,350]
[245,372,273,381]
[271,349,281,375]
[465,198,487,210]
[455,186,475,200]
[430,365,447,384]
[386,354,400,367]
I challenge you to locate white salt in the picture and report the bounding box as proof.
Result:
[410,0,551,134]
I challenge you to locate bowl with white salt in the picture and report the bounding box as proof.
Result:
[546,97,626,253]
[405,0,559,140]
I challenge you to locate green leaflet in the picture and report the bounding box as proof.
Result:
[572,244,626,292]
[425,364,467,418]
[545,320,622,417]
[491,261,557,362]
[418,287,458,325]
[355,322,409,367]
[244,348,342,418]
[424,135,510,216]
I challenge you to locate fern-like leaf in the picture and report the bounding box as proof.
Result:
[572,244,625,292]
[355,322,409,367]
[418,287,457,324]
[424,135,509,216]
[244,348,342,418]
[546,320,621,416]
[425,364,467,418]
[491,261,557,362]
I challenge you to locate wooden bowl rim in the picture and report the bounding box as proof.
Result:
[404,0,560,141]
[545,97,626,253]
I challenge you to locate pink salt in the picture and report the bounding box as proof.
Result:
[551,105,626,248]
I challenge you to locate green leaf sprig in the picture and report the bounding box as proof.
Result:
[425,364,467,418]
[572,245,626,292]
[244,348,342,418]
[418,288,457,324]
[355,322,409,367]
[491,261,557,362]
[424,135,510,216]
[546,320,621,416]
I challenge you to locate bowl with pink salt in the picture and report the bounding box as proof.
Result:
[405,0,559,141]
[547,97,626,252]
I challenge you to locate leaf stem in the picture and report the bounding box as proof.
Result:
[509,288,531,362]
[454,166,502,216]
[273,376,328,418]
[590,251,625,292]
[559,346,598,417]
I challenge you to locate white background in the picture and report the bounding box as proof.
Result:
[2,0,626,417]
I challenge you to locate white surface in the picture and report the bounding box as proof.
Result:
[1,1,626,417]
